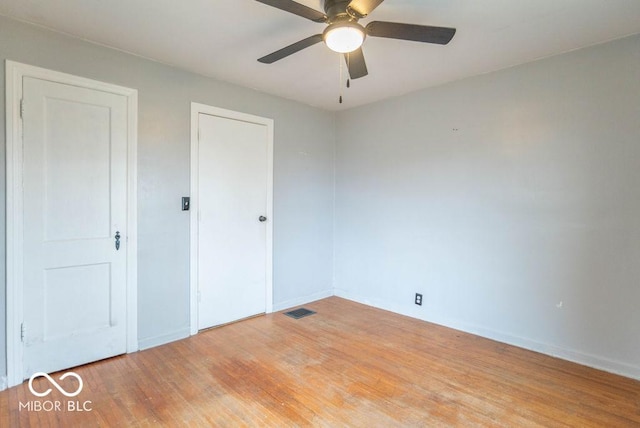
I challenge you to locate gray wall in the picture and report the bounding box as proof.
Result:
[335,34,640,379]
[0,16,335,380]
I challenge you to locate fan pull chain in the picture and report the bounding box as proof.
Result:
[339,54,343,104]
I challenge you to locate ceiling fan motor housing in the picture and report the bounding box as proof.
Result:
[324,0,355,21]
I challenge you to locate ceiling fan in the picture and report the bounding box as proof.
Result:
[255,0,456,79]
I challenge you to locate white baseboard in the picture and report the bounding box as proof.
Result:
[334,289,640,381]
[445,319,640,381]
[0,375,7,391]
[272,288,334,312]
[138,328,191,351]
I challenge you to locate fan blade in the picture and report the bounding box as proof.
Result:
[347,0,384,18]
[255,0,327,23]
[258,34,323,64]
[366,21,456,45]
[344,48,368,79]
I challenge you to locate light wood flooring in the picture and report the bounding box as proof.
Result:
[1,297,639,427]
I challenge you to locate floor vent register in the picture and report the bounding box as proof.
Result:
[284,308,316,319]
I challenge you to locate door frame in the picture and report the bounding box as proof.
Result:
[5,60,139,387]
[189,103,273,335]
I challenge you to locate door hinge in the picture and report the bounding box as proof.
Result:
[19,99,24,119]
[20,323,25,342]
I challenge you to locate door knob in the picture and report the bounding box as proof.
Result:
[259,216,267,222]
[115,231,121,250]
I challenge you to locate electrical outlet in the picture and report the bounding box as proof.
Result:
[415,293,423,306]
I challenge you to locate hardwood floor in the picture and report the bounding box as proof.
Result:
[2,297,639,427]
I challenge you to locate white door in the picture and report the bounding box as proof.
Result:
[197,112,270,329]
[21,76,129,378]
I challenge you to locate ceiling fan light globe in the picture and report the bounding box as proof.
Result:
[323,24,365,53]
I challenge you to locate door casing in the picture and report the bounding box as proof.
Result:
[5,60,138,387]
[189,103,274,335]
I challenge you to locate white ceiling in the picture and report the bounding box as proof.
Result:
[1,0,640,111]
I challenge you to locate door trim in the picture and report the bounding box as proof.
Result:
[5,60,139,387]
[189,103,274,335]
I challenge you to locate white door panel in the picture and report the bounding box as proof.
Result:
[22,76,128,378]
[197,113,268,329]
